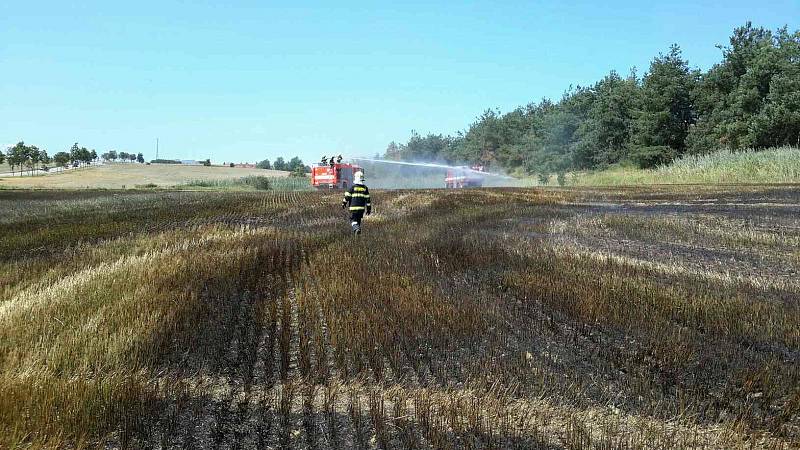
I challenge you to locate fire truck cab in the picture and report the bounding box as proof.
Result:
[311,162,364,189]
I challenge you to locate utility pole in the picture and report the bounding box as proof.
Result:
[156,138,159,160]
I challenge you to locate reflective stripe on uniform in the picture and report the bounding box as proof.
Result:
[349,206,366,211]
[350,193,369,198]
[354,186,366,192]
[344,192,352,197]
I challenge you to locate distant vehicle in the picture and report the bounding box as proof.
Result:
[445,165,485,188]
[311,158,364,189]
[72,161,79,168]
[41,166,49,172]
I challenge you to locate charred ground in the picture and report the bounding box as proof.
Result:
[1,186,798,449]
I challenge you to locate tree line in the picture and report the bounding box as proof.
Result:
[257,156,309,176]
[101,150,145,164]
[1,142,144,175]
[384,23,800,174]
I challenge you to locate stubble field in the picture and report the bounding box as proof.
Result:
[0,163,289,189]
[1,186,798,449]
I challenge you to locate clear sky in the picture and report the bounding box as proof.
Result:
[1,1,797,164]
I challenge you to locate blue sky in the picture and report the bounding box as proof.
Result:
[1,1,797,164]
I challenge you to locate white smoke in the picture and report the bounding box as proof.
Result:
[348,157,518,189]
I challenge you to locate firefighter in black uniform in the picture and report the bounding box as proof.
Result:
[341,171,371,234]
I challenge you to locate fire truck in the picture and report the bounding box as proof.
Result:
[311,161,364,189]
[445,165,485,188]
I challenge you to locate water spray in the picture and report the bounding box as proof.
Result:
[350,157,513,179]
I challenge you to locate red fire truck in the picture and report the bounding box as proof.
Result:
[311,162,364,189]
[445,165,485,188]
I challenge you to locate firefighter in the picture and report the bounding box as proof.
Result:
[341,171,371,235]
[321,155,328,165]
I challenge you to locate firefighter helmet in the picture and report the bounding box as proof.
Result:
[354,171,364,184]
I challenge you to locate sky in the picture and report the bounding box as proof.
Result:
[1,1,798,164]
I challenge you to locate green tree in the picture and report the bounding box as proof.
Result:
[90,150,98,161]
[257,158,271,169]
[119,151,130,162]
[69,143,81,166]
[380,23,798,174]
[747,28,800,147]
[525,88,595,173]
[592,71,640,166]
[632,45,698,168]
[385,142,402,160]
[137,153,145,163]
[688,23,799,151]
[80,147,92,165]
[7,142,29,175]
[287,156,304,172]
[53,152,70,168]
[455,109,506,165]
[395,131,455,162]
[273,157,286,171]
[27,146,41,174]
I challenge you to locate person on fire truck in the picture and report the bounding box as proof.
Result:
[341,171,371,235]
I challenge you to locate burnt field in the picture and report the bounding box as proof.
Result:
[1,186,798,449]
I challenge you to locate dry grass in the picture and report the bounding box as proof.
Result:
[0,163,288,189]
[571,147,800,186]
[1,186,798,449]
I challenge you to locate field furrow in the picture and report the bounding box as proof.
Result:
[1,186,798,449]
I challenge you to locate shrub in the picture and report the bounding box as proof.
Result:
[630,145,677,169]
[537,172,549,185]
[242,175,271,190]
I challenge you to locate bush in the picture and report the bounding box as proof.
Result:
[242,176,271,190]
[150,159,181,164]
[537,173,549,185]
[630,146,677,169]
[289,168,307,178]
